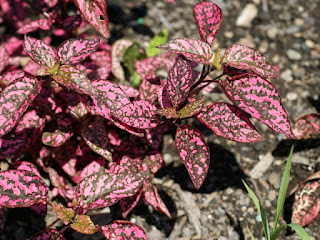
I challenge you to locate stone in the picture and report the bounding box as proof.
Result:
[286,92,298,101]
[267,27,278,39]
[287,49,302,60]
[267,190,277,201]
[280,69,293,82]
[236,4,258,27]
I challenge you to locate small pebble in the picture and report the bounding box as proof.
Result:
[287,49,302,60]
[255,215,262,222]
[286,92,298,101]
[280,69,293,82]
[236,4,258,27]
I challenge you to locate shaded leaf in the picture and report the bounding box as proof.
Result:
[0,44,9,73]
[139,78,160,103]
[113,100,159,129]
[220,74,294,138]
[23,35,58,69]
[17,15,55,34]
[193,2,222,45]
[175,125,209,189]
[13,161,41,178]
[0,76,41,137]
[292,113,320,139]
[123,42,144,75]
[156,107,178,119]
[167,57,193,108]
[222,44,280,78]
[75,170,146,210]
[81,117,113,161]
[157,38,213,64]
[120,189,142,218]
[100,220,147,240]
[31,228,65,240]
[0,170,48,207]
[0,70,25,86]
[57,38,100,65]
[73,0,109,38]
[70,214,99,234]
[196,102,263,142]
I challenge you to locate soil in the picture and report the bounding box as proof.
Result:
[1,0,320,239]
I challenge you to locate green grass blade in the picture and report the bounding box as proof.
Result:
[273,146,294,234]
[242,180,271,240]
[287,223,311,240]
[247,226,256,240]
[271,224,287,240]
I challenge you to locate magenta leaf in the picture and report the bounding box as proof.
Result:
[0,170,48,207]
[80,161,106,181]
[292,113,320,139]
[113,100,159,129]
[53,65,95,95]
[75,170,147,210]
[220,74,294,138]
[52,201,75,224]
[193,2,222,45]
[197,102,263,142]
[292,178,320,227]
[222,45,280,78]
[167,57,193,108]
[156,107,178,119]
[81,117,113,161]
[31,228,65,240]
[0,76,41,137]
[175,125,210,189]
[57,38,100,65]
[42,130,72,147]
[158,84,172,108]
[73,0,109,38]
[91,79,130,120]
[178,96,205,119]
[139,78,160,102]
[70,214,99,234]
[111,39,134,81]
[23,35,58,69]
[17,17,54,34]
[157,38,213,64]
[0,44,9,73]
[100,220,147,240]
[110,117,145,137]
[13,161,41,178]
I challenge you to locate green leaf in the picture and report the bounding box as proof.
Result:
[247,226,256,240]
[132,71,142,89]
[287,223,311,240]
[271,223,311,240]
[146,29,169,57]
[242,180,270,240]
[273,146,294,234]
[123,42,144,75]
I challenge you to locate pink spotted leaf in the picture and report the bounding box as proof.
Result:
[0,44,9,73]
[220,74,294,138]
[178,96,205,119]
[73,0,109,38]
[17,16,54,34]
[0,70,25,86]
[222,45,280,78]
[143,182,171,218]
[81,117,113,161]
[53,65,95,95]
[13,161,41,178]
[292,113,320,139]
[57,38,100,65]
[193,2,222,45]
[0,170,48,207]
[100,220,147,240]
[52,201,75,224]
[23,35,58,69]
[157,38,213,64]
[167,57,193,108]
[91,79,130,120]
[70,214,99,234]
[197,102,263,142]
[139,78,161,103]
[175,125,210,189]
[0,76,41,137]
[292,177,320,227]
[75,170,147,210]
[113,100,159,129]
[80,161,106,180]
[31,228,65,240]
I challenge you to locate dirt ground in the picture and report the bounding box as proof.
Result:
[1,0,320,239]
